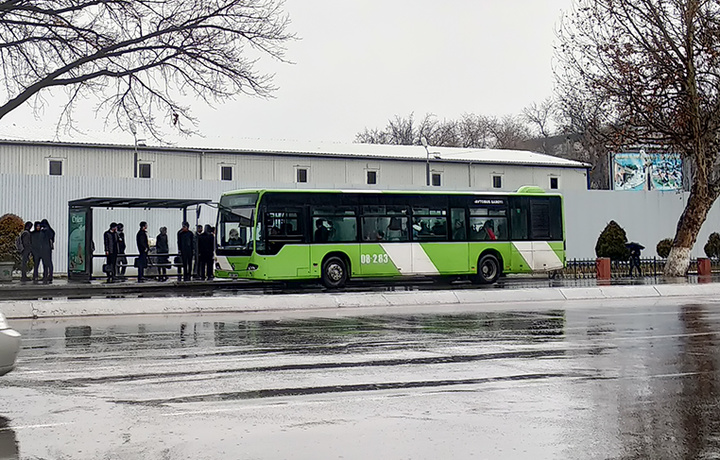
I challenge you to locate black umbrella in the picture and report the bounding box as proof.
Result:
[626,242,645,251]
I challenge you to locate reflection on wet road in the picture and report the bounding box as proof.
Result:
[2,299,720,459]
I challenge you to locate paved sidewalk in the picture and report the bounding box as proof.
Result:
[2,277,720,320]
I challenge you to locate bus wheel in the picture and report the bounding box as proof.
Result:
[322,256,348,289]
[474,254,501,284]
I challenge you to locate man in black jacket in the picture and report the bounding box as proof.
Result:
[198,224,215,281]
[19,222,33,282]
[39,219,55,284]
[177,222,194,281]
[103,223,119,283]
[31,221,42,282]
[136,221,149,282]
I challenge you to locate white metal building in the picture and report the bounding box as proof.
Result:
[0,138,590,191]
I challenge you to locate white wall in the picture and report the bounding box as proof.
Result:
[563,189,710,260]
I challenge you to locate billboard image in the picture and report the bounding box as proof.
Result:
[68,209,87,273]
[613,152,682,191]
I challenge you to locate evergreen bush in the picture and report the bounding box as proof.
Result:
[0,213,24,270]
[656,238,673,259]
[704,233,720,259]
[595,220,630,261]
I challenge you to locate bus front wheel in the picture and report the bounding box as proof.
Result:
[322,256,348,289]
[474,254,501,284]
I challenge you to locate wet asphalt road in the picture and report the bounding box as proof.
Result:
[2,297,720,459]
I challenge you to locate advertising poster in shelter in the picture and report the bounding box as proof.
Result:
[68,209,87,273]
[613,152,683,191]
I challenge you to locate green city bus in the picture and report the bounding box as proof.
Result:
[215,187,565,288]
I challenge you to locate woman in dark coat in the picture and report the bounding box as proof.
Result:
[156,227,169,281]
[198,224,215,281]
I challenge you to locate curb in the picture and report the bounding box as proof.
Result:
[2,283,719,320]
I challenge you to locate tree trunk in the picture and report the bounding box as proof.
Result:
[664,189,715,276]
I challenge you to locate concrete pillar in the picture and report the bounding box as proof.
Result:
[596,257,611,280]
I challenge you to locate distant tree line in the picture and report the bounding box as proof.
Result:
[355,98,611,189]
[355,112,531,150]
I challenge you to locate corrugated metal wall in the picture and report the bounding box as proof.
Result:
[0,142,590,191]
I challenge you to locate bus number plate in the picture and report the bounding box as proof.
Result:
[361,254,390,265]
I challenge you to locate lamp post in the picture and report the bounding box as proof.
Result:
[421,137,430,186]
[130,123,138,178]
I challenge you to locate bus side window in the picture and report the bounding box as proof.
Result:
[509,198,529,240]
[261,209,304,255]
[312,206,358,243]
[450,208,466,241]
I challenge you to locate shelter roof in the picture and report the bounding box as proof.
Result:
[69,197,211,209]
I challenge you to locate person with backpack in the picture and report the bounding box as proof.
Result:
[17,222,33,282]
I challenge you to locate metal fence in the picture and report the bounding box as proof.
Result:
[558,258,720,279]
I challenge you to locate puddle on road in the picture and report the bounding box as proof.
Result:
[21,310,567,355]
[114,372,569,406]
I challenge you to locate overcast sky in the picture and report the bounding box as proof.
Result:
[0,0,574,147]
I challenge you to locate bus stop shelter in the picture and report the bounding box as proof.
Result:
[68,197,211,282]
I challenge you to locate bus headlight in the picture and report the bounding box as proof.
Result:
[247,264,259,271]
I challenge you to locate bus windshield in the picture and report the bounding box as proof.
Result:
[217,194,258,255]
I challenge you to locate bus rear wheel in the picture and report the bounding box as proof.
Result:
[322,256,348,289]
[474,253,501,284]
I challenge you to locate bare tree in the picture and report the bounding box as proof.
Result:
[554,89,612,189]
[522,98,555,153]
[0,0,292,139]
[557,0,720,276]
[356,112,531,149]
[488,115,531,150]
[355,113,448,146]
[458,113,494,148]
[522,99,555,139]
[387,114,417,145]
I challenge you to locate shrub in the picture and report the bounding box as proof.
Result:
[0,213,24,270]
[704,233,720,260]
[595,220,630,261]
[656,238,673,259]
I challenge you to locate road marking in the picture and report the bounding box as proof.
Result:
[3,422,71,430]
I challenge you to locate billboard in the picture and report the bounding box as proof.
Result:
[68,208,87,273]
[613,152,682,191]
